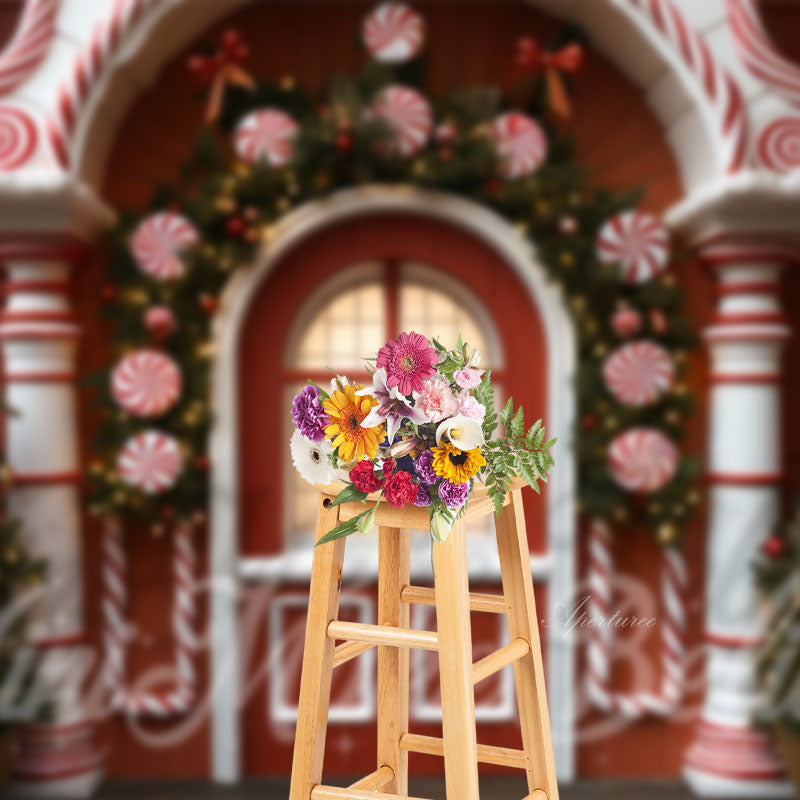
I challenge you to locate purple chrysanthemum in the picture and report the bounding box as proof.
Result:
[414,484,432,507]
[291,385,329,442]
[438,479,470,509]
[414,450,437,485]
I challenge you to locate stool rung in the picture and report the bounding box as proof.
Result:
[311,787,430,800]
[332,640,375,669]
[327,620,438,651]
[399,732,527,770]
[348,765,394,791]
[400,584,507,614]
[472,637,530,685]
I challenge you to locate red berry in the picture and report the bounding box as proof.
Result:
[226,216,245,237]
[199,293,218,314]
[101,284,117,303]
[763,536,788,560]
[581,414,598,431]
[195,455,210,472]
[336,133,354,154]
[485,178,503,196]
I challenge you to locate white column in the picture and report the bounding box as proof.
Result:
[682,236,795,798]
[0,237,103,799]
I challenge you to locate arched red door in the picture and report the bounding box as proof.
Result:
[238,213,548,778]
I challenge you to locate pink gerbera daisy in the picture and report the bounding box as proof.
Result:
[376,331,438,395]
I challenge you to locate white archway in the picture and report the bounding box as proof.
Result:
[33,0,729,194]
[208,185,578,782]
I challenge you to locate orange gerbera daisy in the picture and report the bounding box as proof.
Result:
[323,384,384,462]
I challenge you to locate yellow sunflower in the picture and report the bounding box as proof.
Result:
[431,442,486,484]
[323,384,383,462]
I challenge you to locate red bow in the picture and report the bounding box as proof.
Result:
[516,37,584,118]
[188,29,255,124]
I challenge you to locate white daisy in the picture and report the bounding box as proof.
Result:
[290,429,335,485]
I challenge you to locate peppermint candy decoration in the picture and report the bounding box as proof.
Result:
[488,112,548,179]
[111,349,182,418]
[0,106,37,170]
[117,431,184,494]
[234,108,298,167]
[130,212,199,281]
[372,85,432,157]
[596,211,670,285]
[757,117,800,172]
[363,2,425,64]
[603,341,674,407]
[607,427,678,494]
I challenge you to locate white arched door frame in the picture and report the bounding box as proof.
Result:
[209,185,577,782]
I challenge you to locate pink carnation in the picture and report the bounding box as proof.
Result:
[457,393,486,423]
[417,377,458,422]
[454,368,483,389]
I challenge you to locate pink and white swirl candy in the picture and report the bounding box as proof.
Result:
[488,112,548,179]
[234,108,298,167]
[603,340,674,407]
[117,431,183,494]
[757,117,800,172]
[111,349,182,418]
[596,211,670,285]
[130,212,199,281]
[363,2,425,64]
[607,427,678,494]
[372,85,432,156]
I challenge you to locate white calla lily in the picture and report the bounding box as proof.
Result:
[435,415,484,450]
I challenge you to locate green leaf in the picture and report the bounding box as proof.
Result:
[316,508,374,546]
[331,483,369,506]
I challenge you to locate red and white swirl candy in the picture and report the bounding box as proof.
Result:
[596,211,670,285]
[130,212,199,281]
[488,112,548,179]
[363,2,425,64]
[234,108,298,167]
[111,349,182,417]
[607,427,678,494]
[117,431,184,494]
[372,85,432,157]
[757,117,800,172]
[603,340,674,407]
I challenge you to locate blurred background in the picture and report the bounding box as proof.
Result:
[1,0,800,798]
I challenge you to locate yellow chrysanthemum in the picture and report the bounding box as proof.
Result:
[323,384,383,463]
[431,442,486,484]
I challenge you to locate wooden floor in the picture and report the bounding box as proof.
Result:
[97,778,702,799]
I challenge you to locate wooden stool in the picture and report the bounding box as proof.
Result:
[289,480,559,800]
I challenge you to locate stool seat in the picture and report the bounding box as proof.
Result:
[289,483,559,800]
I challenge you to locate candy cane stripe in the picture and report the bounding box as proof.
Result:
[102,517,198,718]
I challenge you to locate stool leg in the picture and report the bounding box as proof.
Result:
[495,489,559,800]
[377,526,410,795]
[289,498,346,800]
[433,519,480,800]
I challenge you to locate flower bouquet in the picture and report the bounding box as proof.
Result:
[290,332,556,545]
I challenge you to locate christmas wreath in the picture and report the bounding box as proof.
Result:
[87,3,701,548]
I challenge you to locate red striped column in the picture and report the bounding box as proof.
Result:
[683,235,796,798]
[0,236,104,798]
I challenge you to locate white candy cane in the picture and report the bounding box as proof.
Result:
[586,518,687,718]
[102,515,197,717]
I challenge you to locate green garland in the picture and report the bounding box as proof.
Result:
[87,28,700,546]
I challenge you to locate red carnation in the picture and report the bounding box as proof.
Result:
[383,471,417,509]
[381,458,396,478]
[349,459,383,493]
